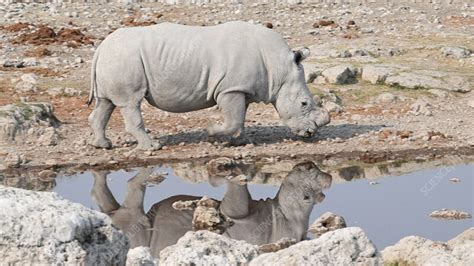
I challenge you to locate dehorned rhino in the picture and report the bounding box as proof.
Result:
[87,21,330,150]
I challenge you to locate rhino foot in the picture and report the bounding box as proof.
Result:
[90,137,112,149]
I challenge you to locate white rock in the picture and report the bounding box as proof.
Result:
[410,98,432,116]
[372,92,399,104]
[126,247,157,266]
[0,186,129,265]
[441,46,472,59]
[20,73,38,84]
[250,227,381,265]
[321,65,357,84]
[429,208,472,220]
[15,81,37,93]
[159,231,259,265]
[361,65,395,84]
[383,228,474,266]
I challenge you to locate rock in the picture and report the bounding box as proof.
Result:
[385,72,471,92]
[372,92,399,104]
[323,101,343,114]
[20,73,38,84]
[429,208,472,220]
[126,247,157,266]
[308,212,347,238]
[3,153,22,168]
[383,229,474,266]
[37,127,60,146]
[0,186,129,265]
[321,65,357,84]
[250,227,381,265]
[441,46,471,59]
[258,238,297,253]
[47,87,83,97]
[428,89,450,98]
[410,99,432,116]
[0,102,60,142]
[38,169,57,180]
[159,231,259,265]
[361,65,395,84]
[15,80,37,93]
[467,100,474,108]
[449,177,461,183]
[447,228,474,247]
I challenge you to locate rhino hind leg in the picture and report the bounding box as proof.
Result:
[120,103,160,150]
[89,98,115,149]
[207,92,247,138]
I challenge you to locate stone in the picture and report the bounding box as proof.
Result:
[441,46,471,59]
[3,153,22,168]
[20,73,38,84]
[372,92,399,104]
[15,81,37,93]
[38,169,57,180]
[308,212,347,238]
[0,186,129,265]
[361,65,395,84]
[429,208,472,220]
[383,229,474,266]
[0,103,60,142]
[468,100,474,108]
[428,89,450,98]
[321,65,357,84]
[37,127,60,146]
[258,238,297,253]
[250,227,381,265]
[323,101,343,114]
[410,98,432,116]
[126,247,157,266]
[385,72,471,92]
[159,231,259,265]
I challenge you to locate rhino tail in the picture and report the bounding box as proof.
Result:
[87,46,100,106]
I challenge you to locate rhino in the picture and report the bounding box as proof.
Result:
[87,21,330,150]
[91,161,332,256]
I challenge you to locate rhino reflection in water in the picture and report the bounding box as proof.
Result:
[91,161,332,257]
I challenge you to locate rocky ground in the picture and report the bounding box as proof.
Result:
[0,1,473,176]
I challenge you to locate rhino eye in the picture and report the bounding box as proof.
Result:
[301,101,308,107]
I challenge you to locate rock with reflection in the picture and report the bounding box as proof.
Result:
[91,161,332,260]
[309,211,347,238]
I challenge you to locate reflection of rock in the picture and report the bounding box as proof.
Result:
[2,174,55,191]
[382,228,474,266]
[429,208,472,220]
[173,196,233,234]
[0,186,128,265]
[309,212,347,238]
[126,247,157,266]
[159,231,260,265]
[337,165,365,181]
[250,227,381,265]
[258,238,297,253]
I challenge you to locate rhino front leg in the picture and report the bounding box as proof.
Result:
[88,98,115,149]
[120,103,160,150]
[207,92,247,137]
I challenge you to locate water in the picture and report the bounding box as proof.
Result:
[5,160,474,254]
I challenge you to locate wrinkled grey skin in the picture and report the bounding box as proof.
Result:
[91,161,332,257]
[87,21,330,150]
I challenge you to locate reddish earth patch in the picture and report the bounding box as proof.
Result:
[121,16,157,27]
[443,16,474,27]
[0,66,64,77]
[11,25,93,47]
[313,19,336,28]
[23,47,52,57]
[3,22,31,32]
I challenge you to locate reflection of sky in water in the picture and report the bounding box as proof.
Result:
[54,163,473,249]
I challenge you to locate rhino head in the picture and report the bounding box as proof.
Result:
[273,48,330,137]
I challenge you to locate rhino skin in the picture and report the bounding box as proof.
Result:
[87,21,330,150]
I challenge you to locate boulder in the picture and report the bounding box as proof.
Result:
[250,227,382,265]
[126,247,157,266]
[410,98,433,116]
[0,186,129,265]
[0,102,60,143]
[321,65,357,84]
[361,65,395,84]
[159,230,260,265]
[372,92,400,104]
[15,80,37,93]
[382,228,474,266]
[441,46,472,59]
[308,212,347,238]
[385,72,471,92]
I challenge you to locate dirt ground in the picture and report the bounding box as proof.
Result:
[1,2,473,177]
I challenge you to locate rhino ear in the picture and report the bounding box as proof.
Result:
[293,47,310,64]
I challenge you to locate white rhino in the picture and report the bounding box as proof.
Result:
[87,21,330,150]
